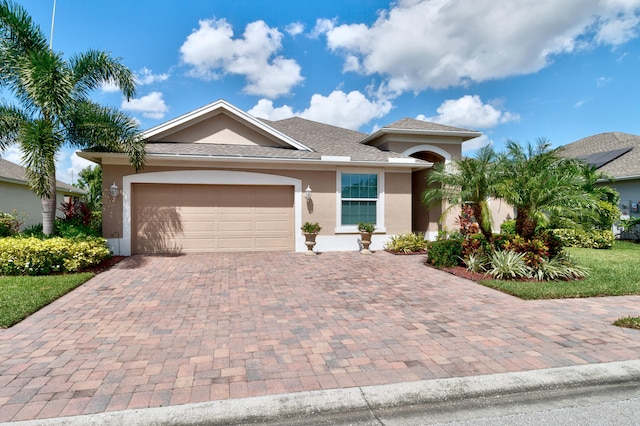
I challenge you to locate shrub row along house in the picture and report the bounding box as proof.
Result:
[78,99,513,255]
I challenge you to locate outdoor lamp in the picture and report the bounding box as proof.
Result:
[305,185,312,201]
[109,182,119,197]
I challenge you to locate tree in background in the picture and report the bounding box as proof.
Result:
[494,139,593,240]
[75,165,102,212]
[0,1,145,235]
[422,145,497,243]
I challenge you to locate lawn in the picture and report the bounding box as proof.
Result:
[0,273,94,328]
[480,240,640,300]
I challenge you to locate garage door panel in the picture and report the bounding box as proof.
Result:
[133,183,294,254]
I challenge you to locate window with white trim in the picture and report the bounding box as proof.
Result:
[340,173,378,226]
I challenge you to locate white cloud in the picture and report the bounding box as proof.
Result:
[136,67,170,85]
[311,18,336,38]
[418,95,519,129]
[100,80,120,93]
[180,18,303,98]
[248,99,295,121]
[462,135,492,155]
[285,22,304,37]
[318,0,640,95]
[57,151,95,185]
[0,145,23,165]
[121,91,169,120]
[249,90,392,130]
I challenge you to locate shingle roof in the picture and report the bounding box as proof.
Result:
[0,158,84,194]
[144,116,425,163]
[559,132,640,179]
[384,118,478,133]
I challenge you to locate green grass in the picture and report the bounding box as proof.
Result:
[0,273,94,328]
[480,240,640,299]
[613,316,640,330]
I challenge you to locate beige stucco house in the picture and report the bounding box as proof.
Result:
[79,100,484,255]
[0,157,85,228]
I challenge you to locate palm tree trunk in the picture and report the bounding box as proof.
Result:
[42,174,57,235]
[472,203,493,243]
[516,210,536,240]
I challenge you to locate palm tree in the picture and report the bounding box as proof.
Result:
[422,145,497,242]
[0,0,145,235]
[494,139,592,240]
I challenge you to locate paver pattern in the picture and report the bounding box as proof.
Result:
[1,251,640,422]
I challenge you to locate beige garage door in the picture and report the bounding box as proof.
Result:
[132,184,294,254]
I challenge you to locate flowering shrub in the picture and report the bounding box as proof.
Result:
[550,229,614,249]
[0,237,111,275]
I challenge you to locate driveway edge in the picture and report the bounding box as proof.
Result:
[11,360,640,426]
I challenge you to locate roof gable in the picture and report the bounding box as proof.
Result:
[143,100,312,151]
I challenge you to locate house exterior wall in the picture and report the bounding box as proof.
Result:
[101,163,413,254]
[155,114,281,147]
[0,181,74,228]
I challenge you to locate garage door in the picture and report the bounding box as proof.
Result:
[132,183,294,254]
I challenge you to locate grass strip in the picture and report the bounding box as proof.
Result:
[0,273,93,328]
[480,241,640,299]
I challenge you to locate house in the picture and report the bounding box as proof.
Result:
[0,157,86,228]
[560,132,640,217]
[78,99,484,255]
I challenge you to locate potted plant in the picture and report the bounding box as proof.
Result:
[358,222,375,254]
[301,222,321,255]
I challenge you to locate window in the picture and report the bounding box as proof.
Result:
[340,173,378,226]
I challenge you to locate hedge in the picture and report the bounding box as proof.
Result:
[0,237,111,275]
[550,228,614,249]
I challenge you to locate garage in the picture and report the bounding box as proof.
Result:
[132,183,294,254]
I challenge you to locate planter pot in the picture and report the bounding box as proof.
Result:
[304,232,318,255]
[359,231,373,254]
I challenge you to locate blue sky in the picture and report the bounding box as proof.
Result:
[3,0,640,184]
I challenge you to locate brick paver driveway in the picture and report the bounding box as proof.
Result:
[2,251,640,422]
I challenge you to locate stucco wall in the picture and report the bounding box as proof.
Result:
[102,164,413,246]
[0,181,72,228]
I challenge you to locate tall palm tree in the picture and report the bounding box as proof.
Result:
[494,139,592,239]
[422,145,497,242]
[0,0,145,235]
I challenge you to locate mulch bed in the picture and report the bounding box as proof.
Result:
[80,256,126,274]
[432,265,486,282]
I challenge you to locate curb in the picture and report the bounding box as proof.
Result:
[10,359,640,426]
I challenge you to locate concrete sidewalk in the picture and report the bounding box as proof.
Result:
[1,252,640,423]
[9,360,640,425]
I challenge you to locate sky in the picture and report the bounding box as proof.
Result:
[3,0,640,184]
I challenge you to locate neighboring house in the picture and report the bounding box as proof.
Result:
[0,157,86,228]
[560,132,640,217]
[78,99,483,255]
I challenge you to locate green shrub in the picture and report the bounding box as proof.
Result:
[0,237,111,275]
[427,239,463,268]
[531,252,589,281]
[0,211,23,237]
[486,250,531,280]
[385,232,428,253]
[500,219,516,235]
[461,233,490,258]
[551,228,614,249]
[464,253,489,273]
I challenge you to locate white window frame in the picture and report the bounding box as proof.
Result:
[335,170,385,233]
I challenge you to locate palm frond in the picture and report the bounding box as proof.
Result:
[0,103,28,150]
[65,101,146,170]
[70,50,136,99]
[19,119,61,197]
